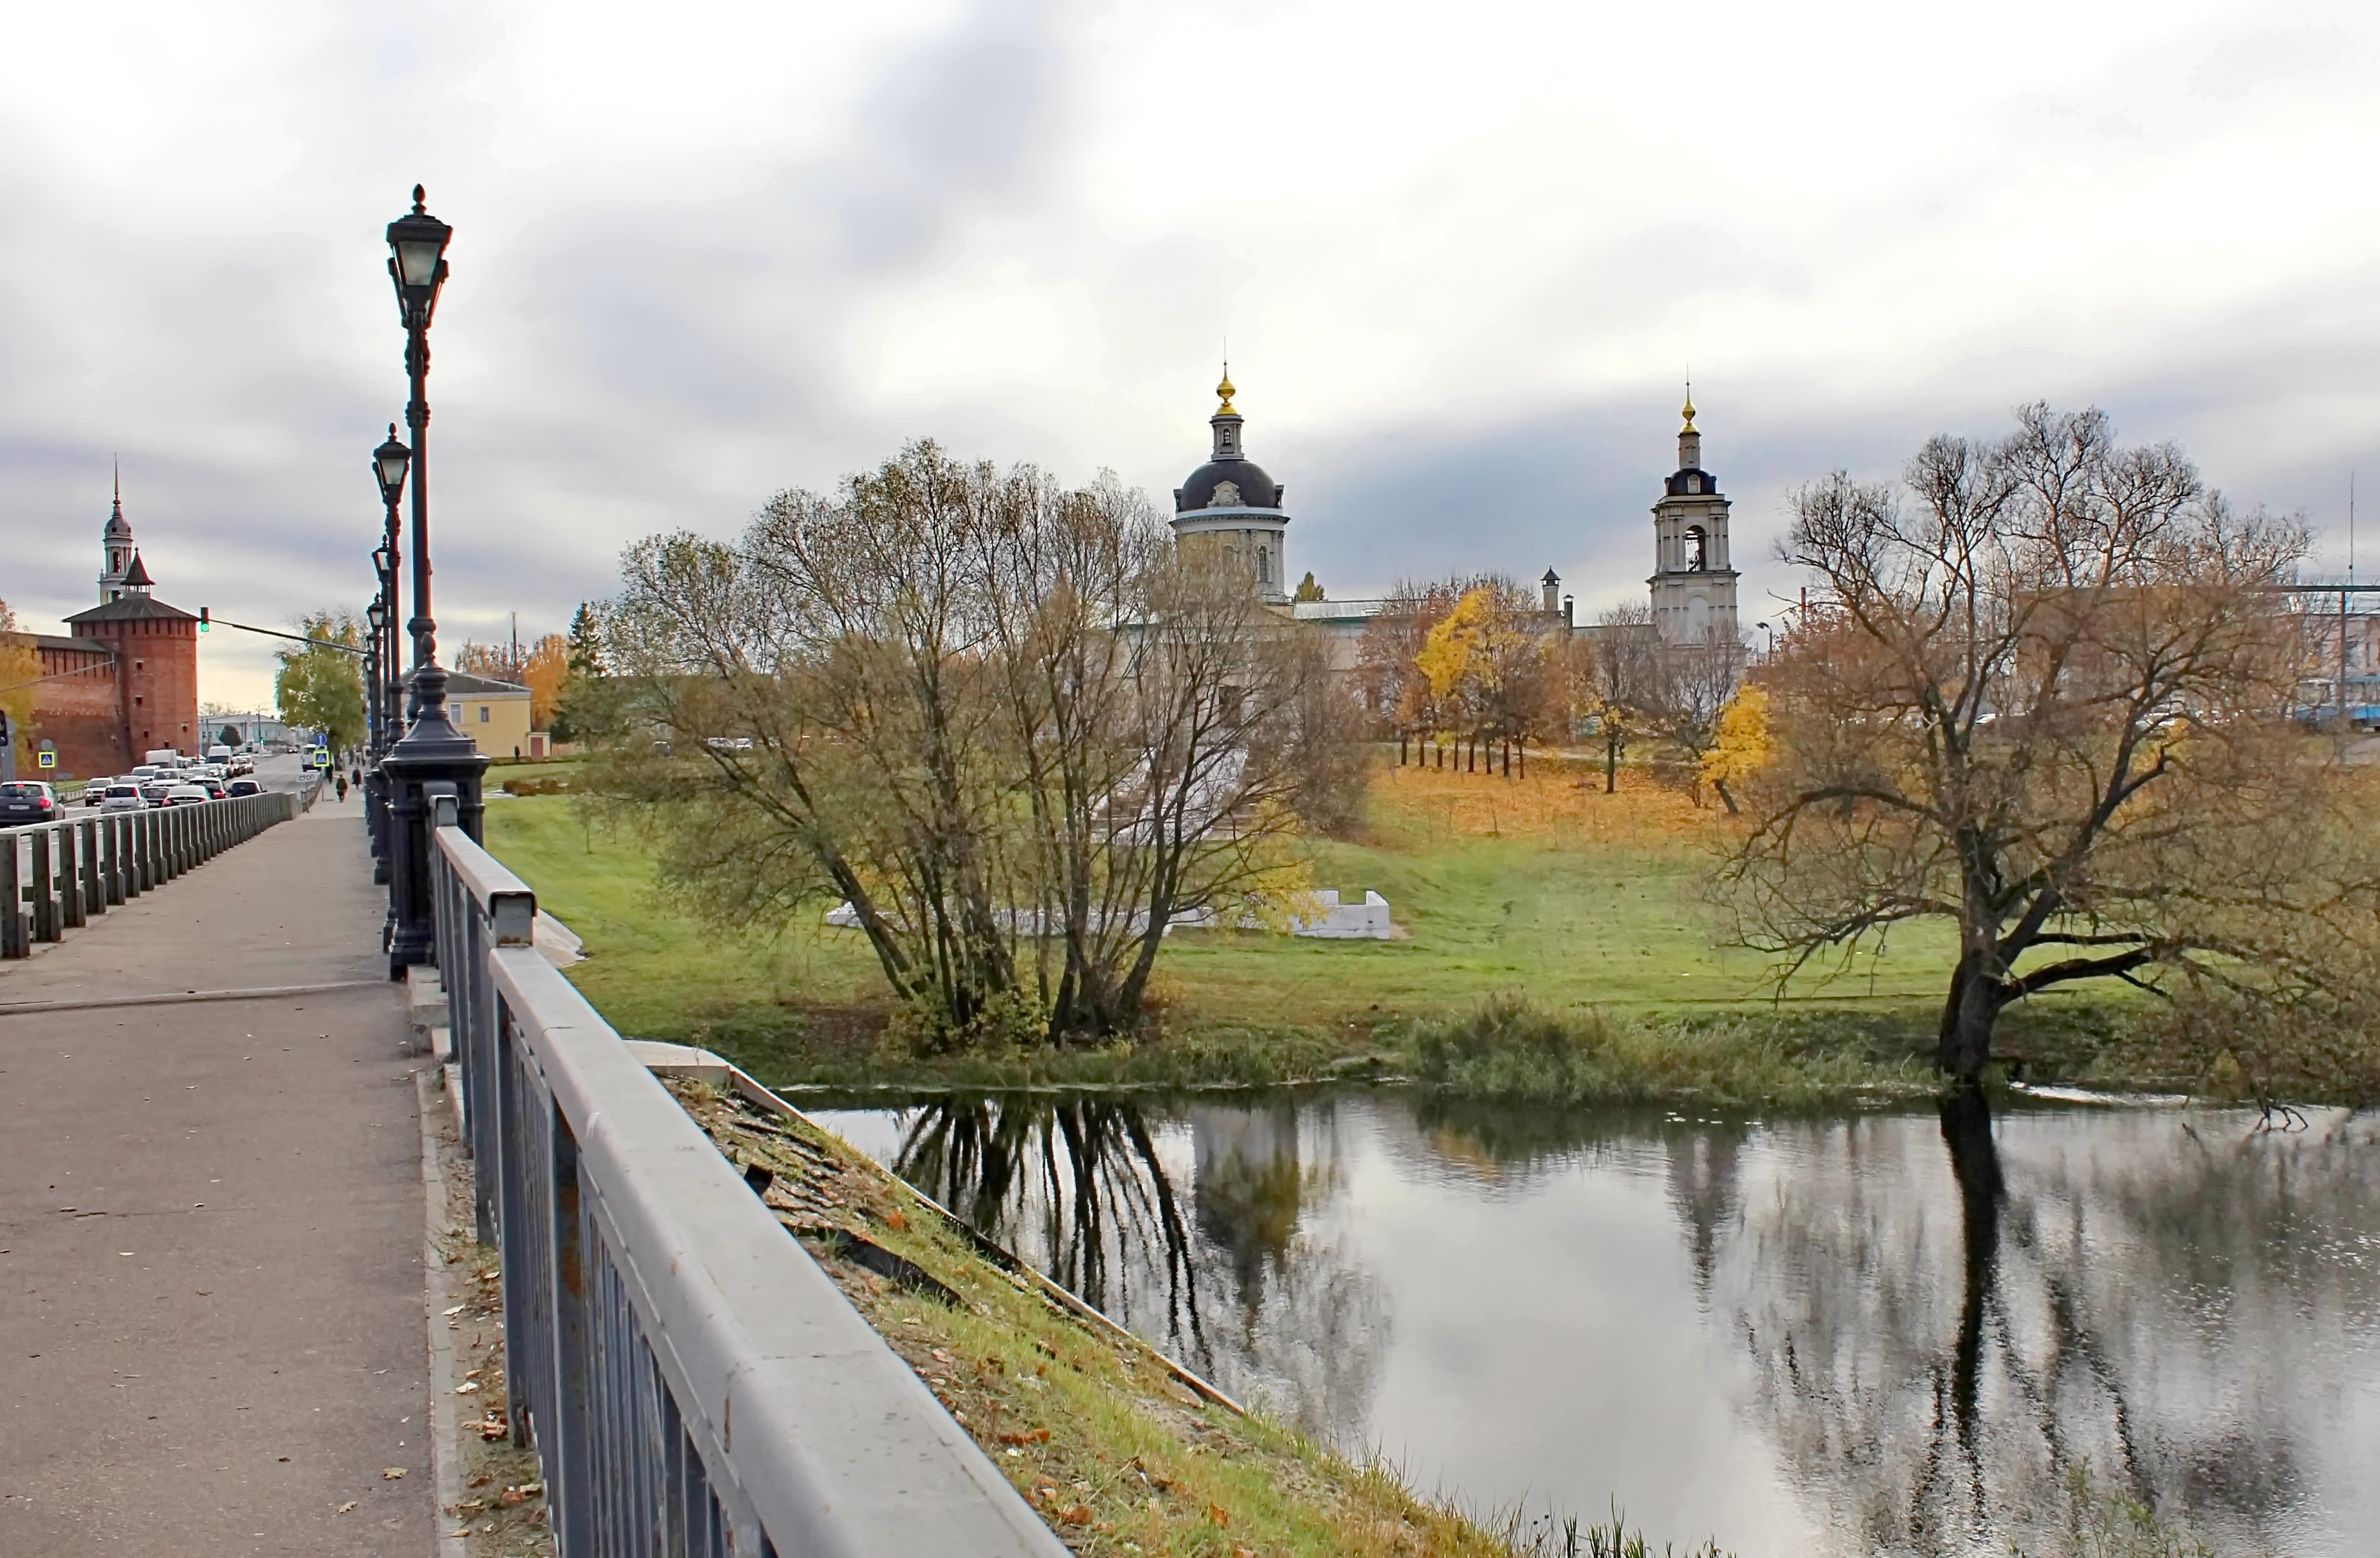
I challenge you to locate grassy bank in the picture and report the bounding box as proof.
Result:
[479,760,2146,1102]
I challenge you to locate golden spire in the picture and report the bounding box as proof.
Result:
[1681,377,1697,432]
[1216,362,1238,416]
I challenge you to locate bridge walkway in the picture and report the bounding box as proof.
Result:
[0,778,434,1555]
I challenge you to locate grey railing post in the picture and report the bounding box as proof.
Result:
[546,1107,594,1553]
[100,815,124,904]
[30,828,62,943]
[79,817,104,915]
[1,832,28,958]
[57,824,87,930]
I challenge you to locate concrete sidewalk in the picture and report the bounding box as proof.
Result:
[0,785,435,1554]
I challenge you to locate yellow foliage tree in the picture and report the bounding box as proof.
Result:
[0,599,40,776]
[1415,586,1491,715]
[521,632,568,730]
[1698,682,1770,814]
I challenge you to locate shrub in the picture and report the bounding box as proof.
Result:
[1405,994,1925,1109]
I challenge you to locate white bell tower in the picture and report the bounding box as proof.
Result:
[1647,390,1740,646]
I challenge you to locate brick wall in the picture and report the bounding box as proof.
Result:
[115,616,200,757]
[32,638,125,778]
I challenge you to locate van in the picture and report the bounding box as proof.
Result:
[207,744,233,763]
[144,747,180,765]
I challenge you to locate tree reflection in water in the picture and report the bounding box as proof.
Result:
[1720,1095,2380,1556]
[887,1094,1388,1445]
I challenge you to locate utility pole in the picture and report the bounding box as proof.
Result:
[2345,476,2358,728]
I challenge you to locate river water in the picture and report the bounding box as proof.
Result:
[812,1091,2380,1558]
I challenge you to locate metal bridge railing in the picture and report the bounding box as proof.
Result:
[429,821,1069,1558]
[2,789,303,959]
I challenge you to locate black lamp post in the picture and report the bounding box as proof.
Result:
[371,423,409,748]
[364,589,391,884]
[365,425,407,895]
[377,184,487,978]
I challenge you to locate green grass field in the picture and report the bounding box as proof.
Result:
[479,758,2134,1095]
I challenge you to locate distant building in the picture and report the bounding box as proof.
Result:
[444,670,535,760]
[201,711,291,750]
[1166,372,1735,652]
[19,484,201,776]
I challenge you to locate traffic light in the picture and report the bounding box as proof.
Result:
[198,606,210,632]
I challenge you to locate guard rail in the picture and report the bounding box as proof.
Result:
[428,820,1067,1557]
[1,789,303,958]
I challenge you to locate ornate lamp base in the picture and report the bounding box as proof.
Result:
[381,664,490,978]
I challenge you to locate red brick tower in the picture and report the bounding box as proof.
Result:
[62,489,200,760]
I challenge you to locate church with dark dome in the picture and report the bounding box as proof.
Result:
[1161,369,1738,659]
[1168,369,1292,606]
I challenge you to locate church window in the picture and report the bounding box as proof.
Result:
[1685,526,1708,570]
[1258,545,1270,583]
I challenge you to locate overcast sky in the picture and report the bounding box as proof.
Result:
[4,0,2377,710]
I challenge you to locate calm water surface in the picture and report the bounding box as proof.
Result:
[812,1092,2380,1558]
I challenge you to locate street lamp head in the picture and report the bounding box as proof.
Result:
[373,544,395,577]
[373,424,412,505]
[367,599,387,631]
[386,185,453,327]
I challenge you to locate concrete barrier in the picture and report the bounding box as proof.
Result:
[0,791,299,961]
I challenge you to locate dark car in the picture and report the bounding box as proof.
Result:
[0,781,60,824]
[139,782,173,808]
[194,776,228,800]
[225,778,265,798]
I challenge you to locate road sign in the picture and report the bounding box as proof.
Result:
[36,750,55,770]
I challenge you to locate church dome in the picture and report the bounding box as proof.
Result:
[1176,458,1282,513]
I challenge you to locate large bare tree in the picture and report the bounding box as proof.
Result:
[1720,404,2331,1080]
[594,442,1348,1045]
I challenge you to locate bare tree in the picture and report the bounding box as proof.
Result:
[1582,602,1662,793]
[594,441,1344,1045]
[1356,579,1457,763]
[1647,626,1747,806]
[1720,404,2328,1080]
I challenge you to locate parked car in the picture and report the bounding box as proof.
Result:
[0,781,60,823]
[160,783,210,807]
[100,784,146,813]
[225,778,265,798]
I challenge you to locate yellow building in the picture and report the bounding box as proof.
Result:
[444,671,536,760]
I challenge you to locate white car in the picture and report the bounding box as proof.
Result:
[99,783,146,813]
[160,783,211,807]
